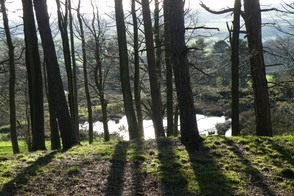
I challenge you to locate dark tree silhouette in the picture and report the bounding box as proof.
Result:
[33,0,78,149]
[168,0,202,144]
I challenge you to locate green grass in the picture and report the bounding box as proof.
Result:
[0,136,293,195]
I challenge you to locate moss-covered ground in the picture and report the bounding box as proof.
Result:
[0,136,293,195]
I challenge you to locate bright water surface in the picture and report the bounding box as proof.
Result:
[80,114,232,141]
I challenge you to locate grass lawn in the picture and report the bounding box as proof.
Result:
[0,135,293,195]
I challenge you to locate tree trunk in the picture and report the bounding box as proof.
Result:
[22,0,46,151]
[33,0,78,149]
[142,0,165,138]
[154,0,162,89]
[114,0,139,140]
[168,0,202,144]
[1,0,20,154]
[42,55,61,150]
[68,0,80,142]
[173,104,179,136]
[231,0,241,136]
[55,0,78,142]
[131,0,144,138]
[77,0,94,144]
[47,80,61,150]
[88,0,110,141]
[243,0,273,136]
[164,0,174,137]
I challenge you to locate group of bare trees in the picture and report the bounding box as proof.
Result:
[0,0,292,153]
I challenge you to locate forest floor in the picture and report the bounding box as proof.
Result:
[0,135,293,196]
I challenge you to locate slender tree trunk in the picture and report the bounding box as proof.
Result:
[1,0,20,154]
[56,0,77,142]
[68,0,80,142]
[164,0,174,137]
[173,104,179,136]
[33,0,78,149]
[168,0,202,144]
[154,0,162,88]
[77,0,94,144]
[243,0,272,136]
[24,79,32,150]
[48,86,61,150]
[231,0,241,136]
[131,0,144,138]
[93,46,110,142]
[142,0,165,138]
[43,61,61,150]
[88,0,110,141]
[114,0,139,139]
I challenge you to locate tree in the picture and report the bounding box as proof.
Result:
[114,0,139,139]
[68,0,79,142]
[142,0,165,138]
[22,0,46,151]
[200,0,273,136]
[33,0,78,149]
[84,0,110,141]
[77,0,94,143]
[0,0,20,154]
[243,0,272,136]
[55,0,79,142]
[168,0,202,144]
[131,0,144,138]
[163,0,174,136]
[231,0,241,136]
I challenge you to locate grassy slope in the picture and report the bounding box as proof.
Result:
[0,136,293,196]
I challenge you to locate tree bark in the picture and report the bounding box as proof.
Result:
[142,0,165,138]
[164,0,174,137]
[243,0,273,136]
[1,0,20,154]
[77,0,94,143]
[231,0,241,136]
[131,0,144,138]
[168,0,202,144]
[55,0,78,142]
[33,0,78,149]
[114,0,139,139]
[68,0,80,142]
[22,0,46,151]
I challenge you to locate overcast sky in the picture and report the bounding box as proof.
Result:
[3,0,292,41]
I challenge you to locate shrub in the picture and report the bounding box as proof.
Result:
[215,121,231,136]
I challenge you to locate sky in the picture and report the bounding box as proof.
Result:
[2,0,293,41]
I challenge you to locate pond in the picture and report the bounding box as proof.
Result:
[80,114,231,140]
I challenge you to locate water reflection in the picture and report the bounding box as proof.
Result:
[80,114,231,141]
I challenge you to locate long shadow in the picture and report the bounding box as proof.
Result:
[223,137,275,196]
[185,141,235,196]
[105,141,129,196]
[0,151,58,196]
[129,139,144,195]
[268,139,294,165]
[156,138,188,195]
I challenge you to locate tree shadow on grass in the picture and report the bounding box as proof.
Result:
[129,139,145,195]
[105,141,129,196]
[156,138,189,195]
[223,137,275,196]
[185,142,235,196]
[268,139,294,165]
[0,151,58,195]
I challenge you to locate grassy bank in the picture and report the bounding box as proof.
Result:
[0,136,293,195]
